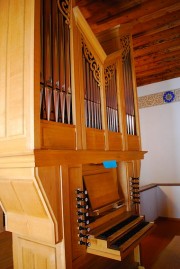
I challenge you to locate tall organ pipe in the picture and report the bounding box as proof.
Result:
[40,0,72,124]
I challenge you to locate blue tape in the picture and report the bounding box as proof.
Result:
[103,160,117,169]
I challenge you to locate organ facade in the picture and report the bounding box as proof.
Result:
[0,1,152,268]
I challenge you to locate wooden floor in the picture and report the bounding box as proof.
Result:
[0,218,180,269]
[140,218,180,269]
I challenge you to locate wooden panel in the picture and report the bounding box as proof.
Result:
[0,2,8,138]
[0,181,23,213]
[0,0,35,154]
[0,167,56,243]
[6,0,24,136]
[68,165,86,260]
[41,121,76,149]
[117,162,132,212]
[108,132,123,151]
[12,181,47,218]
[127,135,140,151]
[86,128,105,150]
[60,165,73,269]
[13,235,57,269]
[7,212,54,244]
[34,149,147,167]
[83,170,120,211]
[37,166,62,242]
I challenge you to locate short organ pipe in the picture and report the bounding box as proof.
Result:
[82,42,102,129]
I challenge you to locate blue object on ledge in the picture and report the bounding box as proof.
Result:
[103,160,117,169]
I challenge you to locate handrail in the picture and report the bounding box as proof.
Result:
[140,183,180,193]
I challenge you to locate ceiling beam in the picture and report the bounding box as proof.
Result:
[135,52,180,72]
[133,40,180,57]
[137,68,180,86]
[82,0,180,34]
[133,26,180,48]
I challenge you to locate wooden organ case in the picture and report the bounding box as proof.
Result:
[0,1,152,269]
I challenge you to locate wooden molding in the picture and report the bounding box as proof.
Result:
[140,183,180,193]
[73,6,107,63]
[34,149,147,167]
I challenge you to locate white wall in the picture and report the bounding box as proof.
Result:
[140,188,158,221]
[138,77,180,97]
[157,186,180,218]
[138,78,180,186]
[138,78,180,219]
[140,186,180,221]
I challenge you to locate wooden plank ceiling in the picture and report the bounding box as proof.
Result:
[75,0,180,86]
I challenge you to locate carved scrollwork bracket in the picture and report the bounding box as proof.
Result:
[104,64,115,87]
[57,0,70,25]
[82,38,101,86]
[120,35,131,61]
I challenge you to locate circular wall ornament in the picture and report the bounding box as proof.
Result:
[163,91,175,103]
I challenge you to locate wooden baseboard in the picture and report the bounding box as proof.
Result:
[155,216,180,222]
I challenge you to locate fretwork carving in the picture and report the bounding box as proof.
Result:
[57,0,70,25]
[120,35,130,61]
[82,38,101,86]
[104,64,115,86]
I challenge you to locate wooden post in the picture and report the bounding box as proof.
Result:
[0,206,4,232]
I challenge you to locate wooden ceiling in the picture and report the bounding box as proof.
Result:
[75,0,180,86]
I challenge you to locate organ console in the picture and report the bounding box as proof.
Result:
[0,0,152,268]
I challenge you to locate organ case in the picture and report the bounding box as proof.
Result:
[0,1,152,269]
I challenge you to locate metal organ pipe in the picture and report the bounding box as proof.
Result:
[105,65,119,133]
[123,50,136,136]
[82,42,102,130]
[40,0,72,124]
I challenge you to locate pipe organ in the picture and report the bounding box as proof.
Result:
[0,1,152,269]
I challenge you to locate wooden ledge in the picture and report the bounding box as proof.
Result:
[140,184,157,192]
[0,152,35,168]
[0,149,147,168]
[34,149,147,167]
[140,183,180,193]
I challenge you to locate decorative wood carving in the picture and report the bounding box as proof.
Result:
[104,64,115,87]
[57,0,70,25]
[119,35,131,61]
[82,38,101,86]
